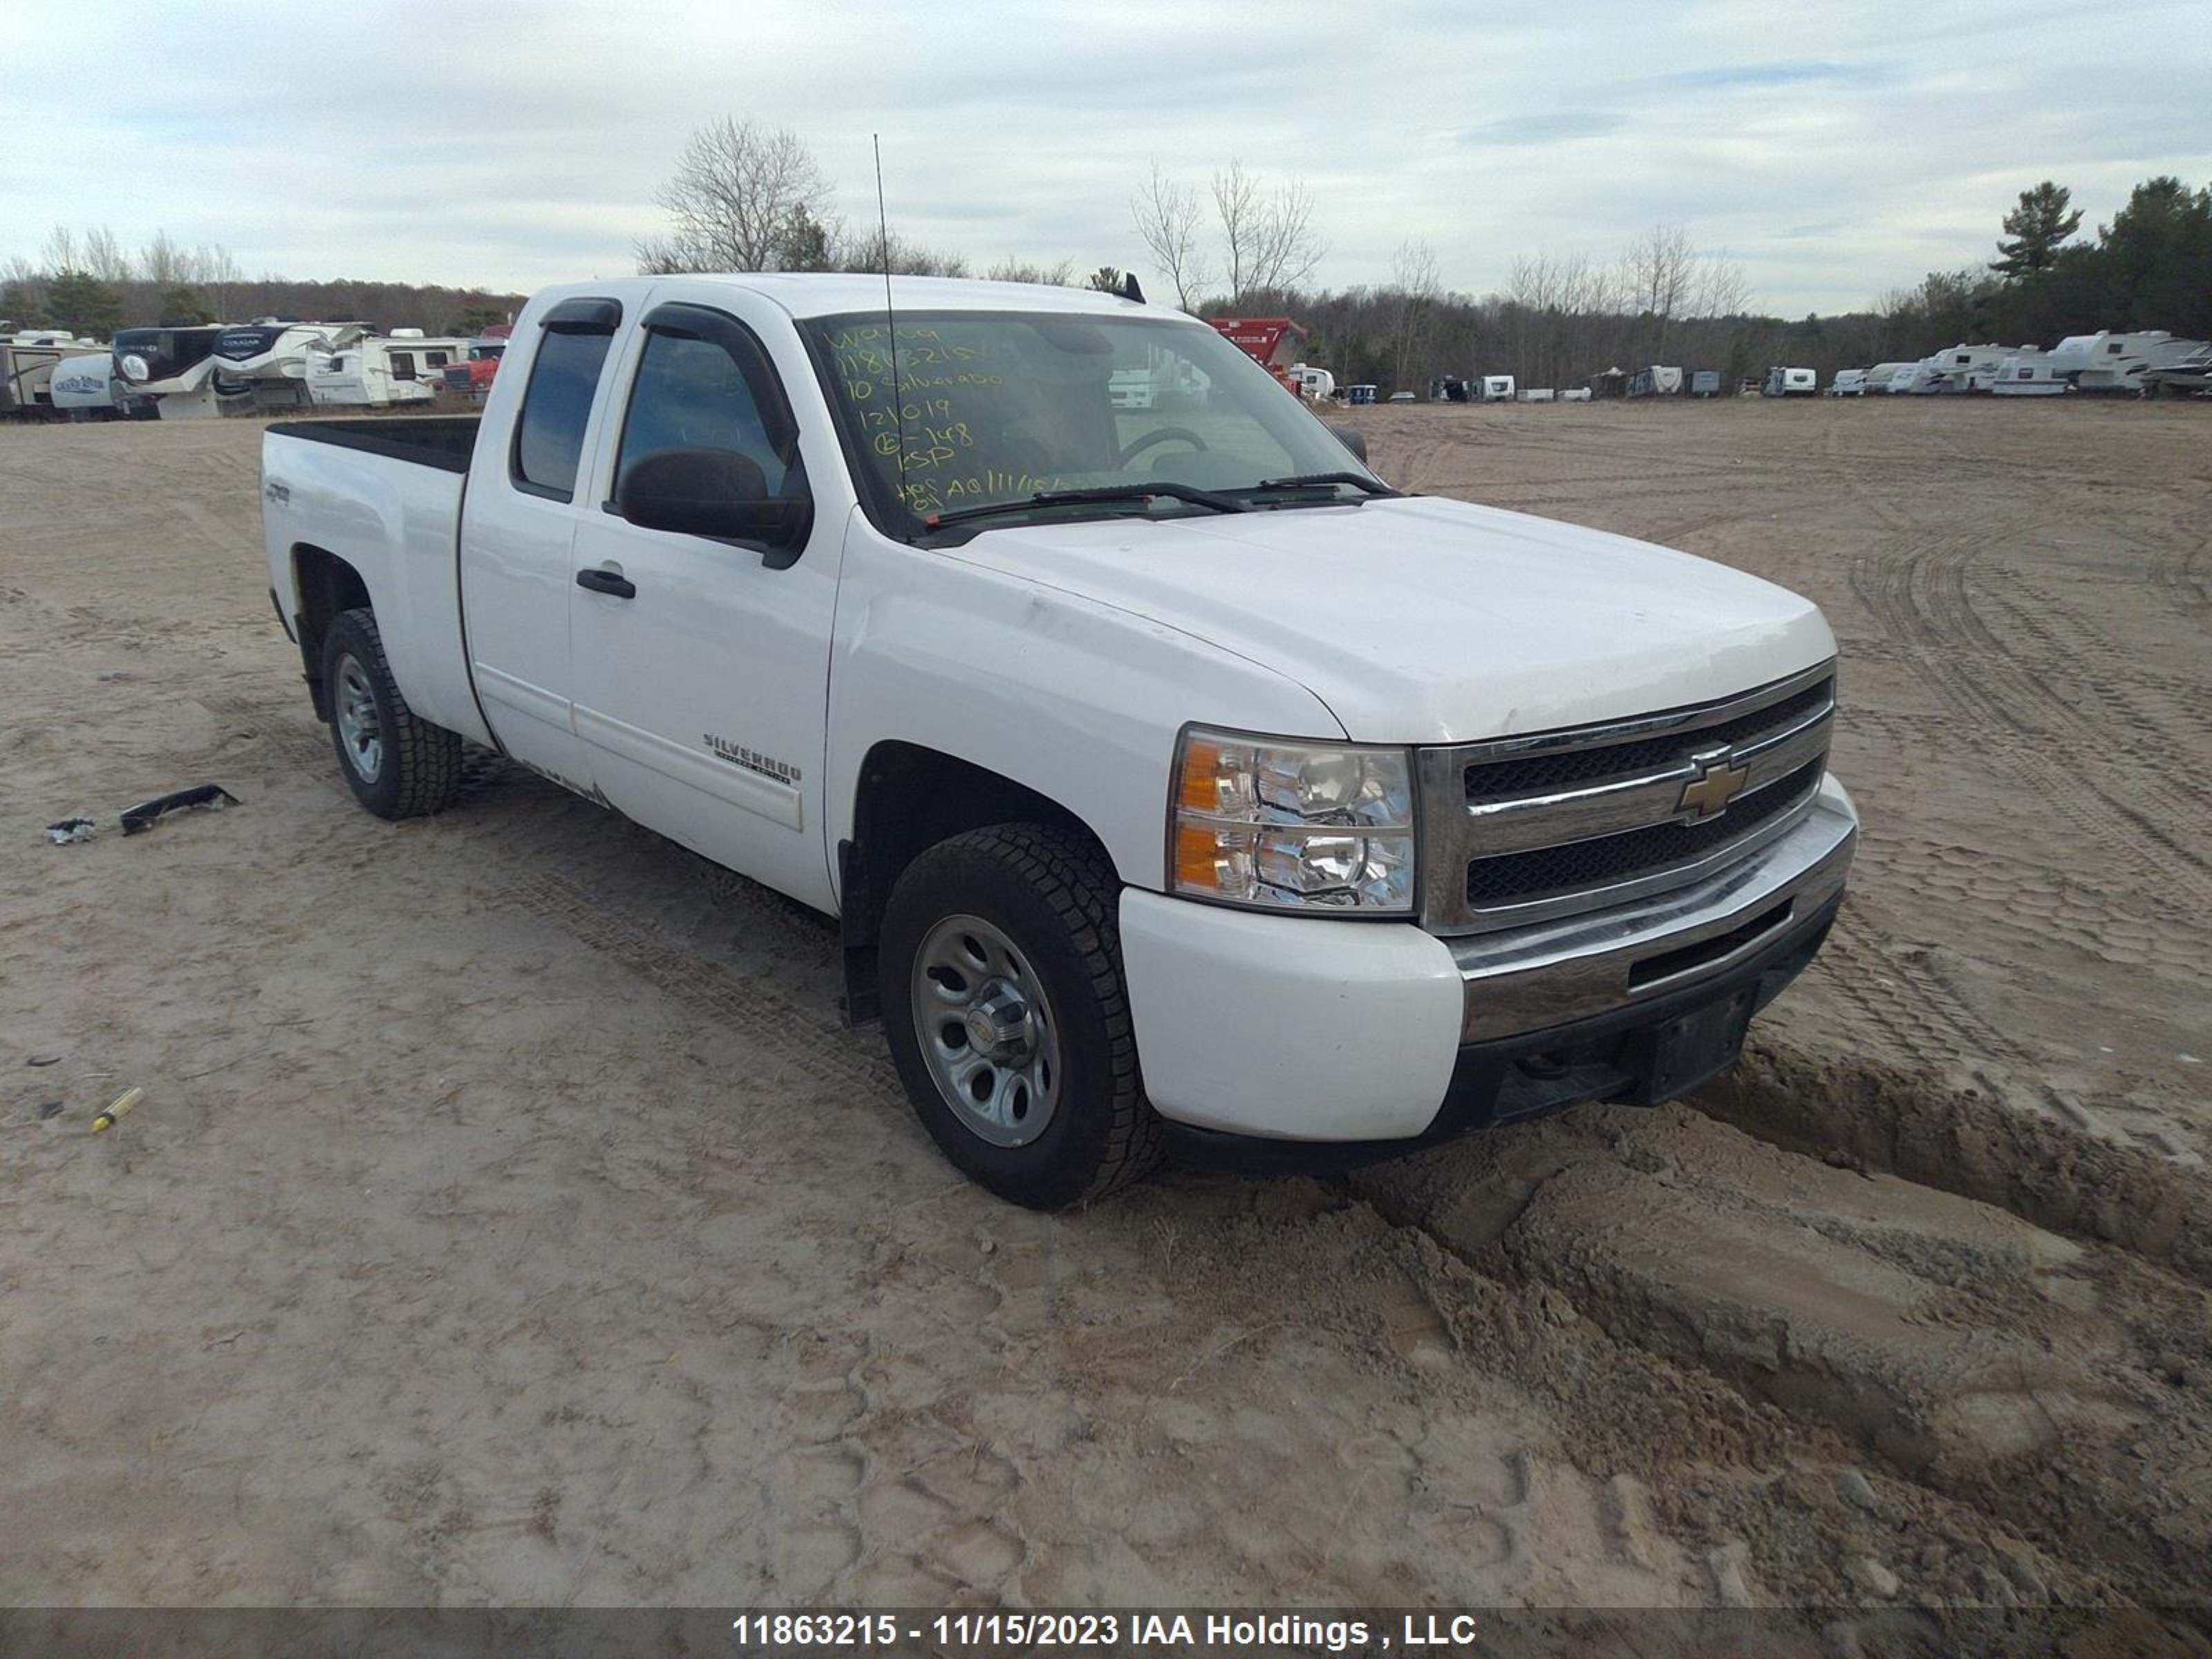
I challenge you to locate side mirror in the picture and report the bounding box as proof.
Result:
[617,447,812,566]
[1327,422,1369,463]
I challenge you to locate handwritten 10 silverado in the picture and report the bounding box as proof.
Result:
[260,274,1855,1208]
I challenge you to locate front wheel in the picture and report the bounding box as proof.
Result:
[321,607,462,819]
[879,824,1162,1209]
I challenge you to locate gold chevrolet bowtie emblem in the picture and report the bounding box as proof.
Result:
[1678,753,1751,818]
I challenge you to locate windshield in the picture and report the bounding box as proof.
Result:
[800,309,1380,535]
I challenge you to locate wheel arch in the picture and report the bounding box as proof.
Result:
[836,740,1114,1025]
[290,543,372,720]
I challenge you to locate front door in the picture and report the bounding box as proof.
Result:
[567,300,842,912]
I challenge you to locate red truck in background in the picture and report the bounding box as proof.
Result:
[439,323,512,398]
[1206,316,1336,400]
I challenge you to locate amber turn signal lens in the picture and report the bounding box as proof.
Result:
[1177,738,1224,814]
[1175,823,1224,890]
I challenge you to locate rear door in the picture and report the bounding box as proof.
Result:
[565,294,843,912]
[456,296,626,790]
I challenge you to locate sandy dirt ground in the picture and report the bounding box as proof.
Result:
[1,402,2206,1639]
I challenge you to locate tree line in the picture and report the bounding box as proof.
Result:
[1,227,523,339]
[8,121,2202,399]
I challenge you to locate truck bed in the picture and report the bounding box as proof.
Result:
[264,415,480,473]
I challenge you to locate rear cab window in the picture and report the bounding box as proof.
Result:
[511,298,623,501]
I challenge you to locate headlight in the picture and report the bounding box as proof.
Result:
[120,353,150,382]
[1170,727,1416,914]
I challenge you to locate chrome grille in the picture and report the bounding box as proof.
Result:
[1416,662,1836,935]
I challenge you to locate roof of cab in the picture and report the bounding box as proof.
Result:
[538,272,1193,324]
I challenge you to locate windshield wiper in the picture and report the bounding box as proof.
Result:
[924,482,1248,530]
[1241,471,1402,497]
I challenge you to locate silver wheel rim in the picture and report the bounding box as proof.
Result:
[334,655,383,782]
[910,913,1062,1148]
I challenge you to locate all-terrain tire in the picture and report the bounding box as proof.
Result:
[879,824,1163,1209]
[321,607,462,820]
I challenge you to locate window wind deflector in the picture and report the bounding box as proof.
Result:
[541,297,623,335]
[924,482,1248,530]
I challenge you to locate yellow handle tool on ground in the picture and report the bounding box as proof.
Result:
[91,1087,143,1134]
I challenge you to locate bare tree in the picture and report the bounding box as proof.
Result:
[141,229,188,289]
[640,118,834,273]
[41,225,79,274]
[194,243,244,318]
[1620,223,1698,361]
[1130,161,1211,310]
[1245,173,1324,294]
[984,256,1077,287]
[81,225,131,283]
[1388,238,1441,391]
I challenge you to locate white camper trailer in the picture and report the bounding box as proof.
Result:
[1862,362,1913,394]
[48,349,127,418]
[1286,363,1337,401]
[2050,331,2208,393]
[2144,343,2212,397]
[1558,386,1592,402]
[1627,366,1684,397]
[306,328,469,408]
[1,332,106,418]
[1991,348,2067,396]
[1478,374,1515,402]
[1885,362,1937,395]
[1827,370,1868,396]
[112,323,230,418]
[207,320,355,410]
[1515,386,1556,402]
[1762,366,1817,397]
[1926,344,2016,393]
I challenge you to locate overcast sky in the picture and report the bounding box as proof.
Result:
[7,0,2209,314]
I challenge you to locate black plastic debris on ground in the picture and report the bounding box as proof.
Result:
[119,784,240,836]
[44,817,96,845]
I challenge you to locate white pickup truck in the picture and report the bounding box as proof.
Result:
[261,274,1855,1208]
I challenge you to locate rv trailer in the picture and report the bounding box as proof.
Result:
[1627,365,1683,397]
[2143,343,2212,397]
[1927,344,2016,394]
[1991,349,2067,396]
[1827,370,1868,396]
[47,349,128,419]
[1762,366,1818,397]
[1515,386,1555,402]
[1862,362,1914,394]
[111,324,229,418]
[1478,374,1515,402]
[305,328,469,408]
[206,321,355,411]
[1,332,106,419]
[1689,371,1721,397]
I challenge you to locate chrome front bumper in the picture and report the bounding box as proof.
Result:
[1450,778,1857,1042]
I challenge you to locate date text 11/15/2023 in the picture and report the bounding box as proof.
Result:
[728,1610,1485,1651]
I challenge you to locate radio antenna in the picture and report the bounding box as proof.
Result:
[872,133,910,529]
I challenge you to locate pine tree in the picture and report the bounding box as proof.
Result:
[1992,181,2083,279]
[44,270,122,337]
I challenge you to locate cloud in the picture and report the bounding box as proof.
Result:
[1651,59,1886,93]
[0,0,2206,317]
[1453,113,1630,147]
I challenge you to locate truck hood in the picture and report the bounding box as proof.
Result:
[939,494,1835,743]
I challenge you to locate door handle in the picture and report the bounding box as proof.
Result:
[575,567,636,599]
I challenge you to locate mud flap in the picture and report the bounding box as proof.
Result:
[1624,982,1756,1105]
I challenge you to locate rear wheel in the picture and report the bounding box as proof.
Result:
[879,824,1162,1209]
[321,607,462,819]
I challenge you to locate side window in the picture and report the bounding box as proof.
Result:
[390,353,416,380]
[514,324,616,500]
[615,329,791,500]
[425,350,449,368]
